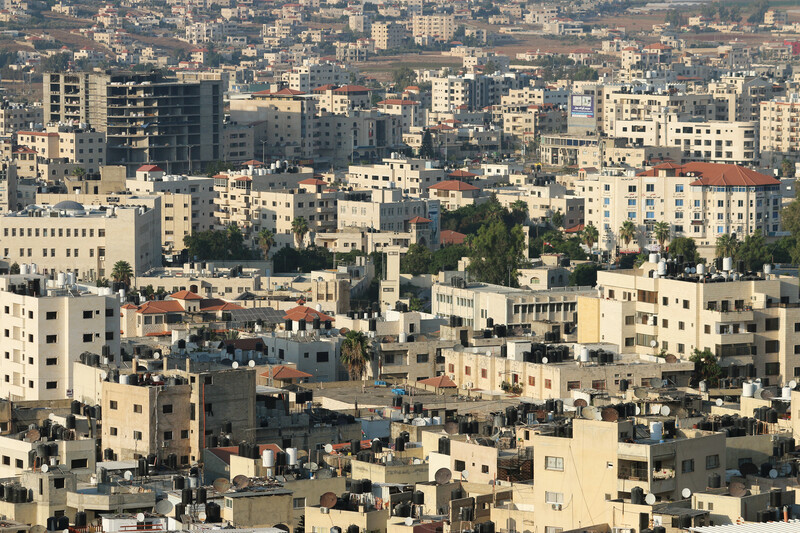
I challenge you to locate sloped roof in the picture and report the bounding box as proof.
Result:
[137,300,185,314]
[199,299,245,312]
[429,180,479,191]
[408,216,432,224]
[637,162,778,187]
[283,305,334,323]
[440,229,466,245]
[170,290,203,300]
[261,365,312,380]
[299,178,327,185]
[448,169,477,178]
[418,375,457,388]
[137,164,164,172]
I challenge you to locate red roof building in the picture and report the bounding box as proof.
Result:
[283,305,334,323]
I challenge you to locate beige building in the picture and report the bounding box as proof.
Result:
[16,125,106,177]
[311,85,371,115]
[0,102,42,135]
[376,99,423,132]
[708,75,783,122]
[371,21,405,50]
[0,200,161,278]
[577,162,782,257]
[282,61,354,92]
[579,262,800,384]
[759,97,800,167]
[346,157,446,197]
[338,188,440,245]
[411,14,456,42]
[494,180,584,229]
[0,274,120,401]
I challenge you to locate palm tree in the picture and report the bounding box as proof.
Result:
[510,199,528,214]
[653,221,670,251]
[291,217,310,248]
[582,223,599,252]
[549,209,564,229]
[340,330,372,381]
[110,260,133,288]
[257,229,275,259]
[715,234,739,258]
[618,220,636,249]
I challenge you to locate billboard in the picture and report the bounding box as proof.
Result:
[570,94,595,119]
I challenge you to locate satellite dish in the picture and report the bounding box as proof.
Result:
[213,478,231,493]
[739,462,758,476]
[574,398,588,408]
[26,429,41,442]
[248,360,256,368]
[635,406,641,415]
[153,351,160,360]
[665,354,678,364]
[634,388,648,400]
[581,406,598,420]
[601,407,619,422]
[649,378,665,389]
[759,389,774,400]
[715,398,724,407]
[232,475,250,489]
[461,470,469,480]
[232,361,239,369]
[791,380,798,389]
[781,463,792,475]
[659,406,670,416]
[124,470,133,481]
[650,340,658,348]
[729,481,747,497]
[198,511,207,521]
[444,421,459,435]
[320,492,337,508]
[681,488,692,499]
[41,463,49,473]
[136,513,146,522]
[404,518,414,527]
[154,499,174,515]
[435,467,452,485]
[541,357,548,364]
[645,493,656,505]
[769,469,778,479]
[324,443,334,453]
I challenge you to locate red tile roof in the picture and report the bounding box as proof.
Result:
[637,162,778,187]
[261,365,312,380]
[137,164,164,172]
[448,169,477,178]
[408,216,432,224]
[378,99,419,106]
[333,85,370,93]
[283,305,334,323]
[170,290,203,300]
[299,178,327,185]
[199,299,245,312]
[137,300,185,314]
[429,180,479,191]
[440,229,466,245]
[418,375,456,388]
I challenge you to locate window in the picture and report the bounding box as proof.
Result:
[70,458,88,469]
[133,404,142,414]
[545,456,564,471]
[293,497,306,509]
[133,431,142,441]
[683,300,689,309]
[46,335,57,344]
[545,379,552,389]
[46,381,57,389]
[163,404,173,414]
[181,429,189,439]
[765,341,779,353]
[625,316,634,325]
[765,362,780,375]
[678,321,685,330]
[591,379,606,390]
[545,491,564,504]
[46,311,57,320]
[83,310,93,319]
[164,431,173,441]
[82,333,93,342]
[481,369,487,378]
[416,353,428,363]
[465,366,471,376]
[316,352,329,363]
[481,465,489,473]
[454,460,466,471]
[675,184,684,193]
[765,318,780,331]
[528,376,535,386]
[110,400,117,410]
[705,454,720,469]
[110,427,118,436]
[682,459,694,473]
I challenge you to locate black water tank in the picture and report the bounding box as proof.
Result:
[619,379,628,392]
[347,525,359,533]
[298,319,306,331]
[206,502,222,522]
[708,473,721,488]
[770,489,782,508]
[71,400,81,415]
[631,486,644,505]
[65,414,76,430]
[313,317,321,330]
[362,479,372,493]
[412,490,424,504]
[181,487,192,506]
[369,319,377,332]
[351,480,364,494]
[197,487,207,505]
[173,476,185,490]
[438,436,450,455]
[57,516,69,530]
[395,437,405,452]
[371,440,382,453]
[285,319,293,331]
[351,439,361,454]
[75,512,87,528]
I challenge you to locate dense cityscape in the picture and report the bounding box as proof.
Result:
[0,0,799,532]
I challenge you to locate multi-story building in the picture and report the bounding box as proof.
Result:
[346,156,445,196]
[411,14,455,42]
[759,96,800,167]
[610,112,758,165]
[184,21,228,44]
[43,71,223,175]
[337,188,440,245]
[315,111,403,166]
[577,162,782,256]
[311,85,371,115]
[0,273,120,401]
[282,61,354,92]
[0,200,161,278]
[579,261,800,384]
[376,99,423,132]
[371,22,405,50]
[602,89,715,134]
[493,179,584,229]
[16,125,106,175]
[0,102,42,135]
[708,75,783,122]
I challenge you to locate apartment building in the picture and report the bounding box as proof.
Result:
[579,262,800,384]
[229,89,317,160]
[16,125,106,175]
[431,281,595,329]
[577,162,782,256]
[184,21,228,44]
[602,89,715,134]
[316,111,403,166]
[338,188,440,244]
[759,96,800,167]
[501,86,569,108]
[610,112,758,165]
[0,162,17,214]
[500,104,565,144]
[493,180,584,229]
[282,62,354,92]
[214,176,338,250]
[428,180,481,210]
[0,102,42,135]
[371,22,405,50]
[529,417,725,532]
[0,201,161,278]
[708,75,783,122]
[346,156,445,196]
[0,274,120,402]
[43,71,223,175]
[376,99,423,132]
[311,85,371,115]
[411,14,455,42]
[443,344,694,399]
[102,365,256,464]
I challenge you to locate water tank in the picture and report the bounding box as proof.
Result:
[697,263,706,275]
[657,260,667,277]
[648,253,658,264]
[181,487,193,506]
[783,386,792,400]
[173,476,185,490]
[650,422,663,442]
[764,263,772,275]
[206,502,221,523]
[722,257,733,271]
[262,449,274,468]
[287,447,298,466]
[631,486,644,504]
[399,332,407,343]
[75,511,87,528]
[707,472,721,488]
[197,487,207,505]
[742,382,756,398]
[619,379,628,392]
[770,489,782,508]
[412,490,424,504]
[71,400,81,415]
[579,347,590,362]
[65,414,76,430]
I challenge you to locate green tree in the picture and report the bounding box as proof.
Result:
[340,330,372,380]
[572,66,598,81]
[549,209,564,229]
[9,262,19,274]
[393,66,416,91]
[257,229,275,260]
[420,129,435,159]
[272,246,333,272]
[226,224,247,259]
[111,260,133,288]
[431,244,469,273]
[509,200,529,224]
[401,244,434,275]
[747,0,770,23]
[618,220,636,249]
[653,221,671,251]
[690,348,721,387]
[665,9,684,26]
[569,263,601,287]
[291,217,310,249]
[737,230,769,271]
[581,223,599,254]
[715,233,739,258]
[668,237,700,263]
[782,159,795,178]
[467,219,526,286]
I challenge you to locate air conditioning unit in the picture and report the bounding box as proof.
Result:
[551,504,562,511]
[449,374,456,380]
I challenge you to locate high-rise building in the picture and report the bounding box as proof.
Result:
[43,71,223,175]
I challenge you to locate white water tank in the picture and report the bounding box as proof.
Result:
[20,264,28,275]
[399,332,407,343]
[722,257,733,271]
[262,449,275,468]
[657,260,667,277]
[432,416,442,425]
[742,382,756,398]
[30,263,37,274]
[650,421,663,442]
[783,386,792,400]
[696,263,706,275]
[579,347,590,362]
[648,253,658,264]
[57,272,66,287]
[764,264,772,275]
[287,447,298,466]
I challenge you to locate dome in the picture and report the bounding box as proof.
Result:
[52,200,85,212]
